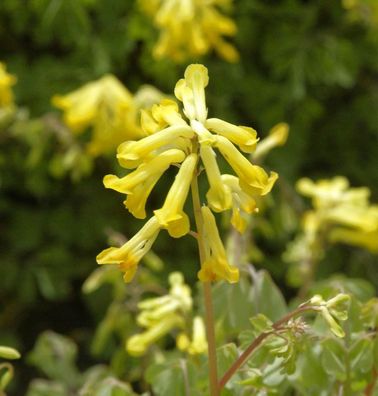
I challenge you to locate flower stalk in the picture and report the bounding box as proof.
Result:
[191,166,219,396]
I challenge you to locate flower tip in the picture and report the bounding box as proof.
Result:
[96,247,118,264]
[184,64,209,87]
[269,122,289,146]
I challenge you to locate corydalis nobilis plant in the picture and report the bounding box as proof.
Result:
[97,64,278,283]
[53,75,145,156]
[139,0,239,62]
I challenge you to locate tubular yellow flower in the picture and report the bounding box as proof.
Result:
[215,135,278,196]
[140,99,187,136]
[139,0,239,62]
[104,149,186,195]
[206,118,259,153]
[325,205,378,232]
[188,316,208,355]
[105,149,186,219]
[126,272,193,356]
[127,314,184,356]
[96,216,161,282]
[200,145,232,212]
[175,64,209,122]
[52,75,142,155]
[122,171,166,219]
[184,64,209,122]
[0,62,16,107]
[151,99,187,127]
[154,153,198,238]
[222,174,257,233]
[297,177,371,210]
[252,122,289,161]
[329,228,378,253]
[178,316,208,355]
[198,206,239,283]
[117,125,194,168]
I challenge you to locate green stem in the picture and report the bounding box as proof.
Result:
[190,168,219,396]
[344,320,352,396]
[218,306,313,390]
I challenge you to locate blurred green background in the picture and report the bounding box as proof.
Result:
[0,0,377,394]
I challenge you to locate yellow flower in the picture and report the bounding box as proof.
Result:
[104,149,186,218]
[222,174,257,233]
[154,153,198,237]
[140,99,187,135]
[342,0,378,28]
[200,145,232,212]
[52,75,142,156]
[117,124,193,168]
[177,316,208,355]
[296,177,370,210]
[215,135,278,196]
[294,176,378,255]
[126,272,193,356]
[329,228,378,253]
[139,0,239,62]
[98,64,278,282]
[206,118,259,153]
[96,216,161,282]
[0,62,16,108]
[127,314,184,356]
[252,122,289,161]
[198,206,239,283]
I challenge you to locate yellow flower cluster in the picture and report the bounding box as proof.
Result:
[0,62,16,108]
[52,75,144,156]
[342,0,378,28]
[139,0,239,62]
[127,272,207,356]
[297,176,378,253]
[97,64,278,283]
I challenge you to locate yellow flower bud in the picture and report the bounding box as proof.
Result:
[117,125,194,168]
[215,136,278,196]
[96,216,161,282]
[154,153,198,237]
[222,174,257,233]
[252,122,289,160]
[198,206,239,283]
[200,145,232,212]
[206,118,259,153]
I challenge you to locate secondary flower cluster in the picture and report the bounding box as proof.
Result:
[53,75,157,156]
[297,177,378,252]
[127,272,207,356]
[285,176,378,285]
[0,62,16,109]
[97,64,278,283]
[139,0,239,62]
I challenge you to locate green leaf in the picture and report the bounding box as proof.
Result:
[250,314,273,333]
[145,358,198,396]
[27,331,80,386]
[26,379,67,396]
[321,338,346,381]
[251,270,287,321]
[79,365,137,396]
[349,339,373,374]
